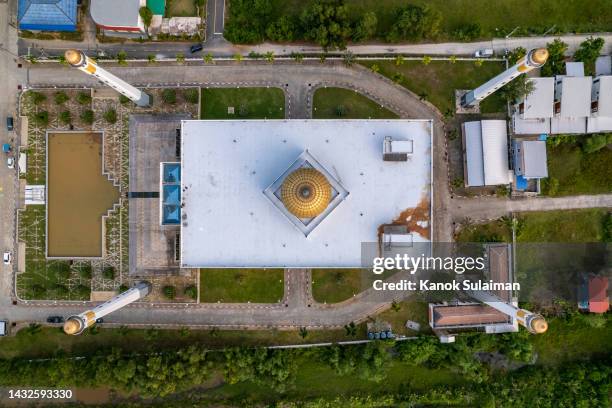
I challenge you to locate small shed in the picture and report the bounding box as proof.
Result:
[0,321,6,336]
[513,140,548,179]
[18,0,77,31]
[589,276,609,314]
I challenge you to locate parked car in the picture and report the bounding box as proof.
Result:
[46,316,64,324]
[7,157,14,169]
[2,252,11,265]
[96,318,104,324]
[190,43,203,54]
[474,49,494,58]
[6,116,13,131]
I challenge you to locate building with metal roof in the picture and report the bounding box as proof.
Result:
[18,0,77,32]
[90,0,146,33]
[513,140,548,180]
[461,120,511,187]
[588,276,609,314]
[179,119,432,268]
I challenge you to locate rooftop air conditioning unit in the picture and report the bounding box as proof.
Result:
[383,136,413,161]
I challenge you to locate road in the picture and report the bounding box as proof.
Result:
[19,32,612,59]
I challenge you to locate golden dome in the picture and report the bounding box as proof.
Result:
[63,318,81,335]
[530,48,549,66]
[64,49,83,66]
[530,317,548,334]
[281,168,331,218]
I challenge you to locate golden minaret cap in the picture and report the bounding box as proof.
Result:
[63,319,80,335]
[64,49,83,66]
[531,317,548,334]
[281,168,331,218]
[530,48,549,65]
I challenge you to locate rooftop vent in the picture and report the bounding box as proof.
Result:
[383,136,413,161]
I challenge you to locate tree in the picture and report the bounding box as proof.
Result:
[573,37,605,75]
[541,38,567,77]
[103,108,117,124]
[119,94,130,105]
[291,52,304,63]
[386,4,441,42]
[78,264,92,279]
[352,11,377,42]
[117,50,128,66]
[344,321,357,336]
[507,47,526,65]
[163,285,176,300]
[77,92,92,105]
[203,53,214,64]
[299,327,308,338]
[27,91,46,106]
[51,261,71,280]
[266,16,297,42]
[59,110,71,125]
[80,109,94,125]
[301,0,352,50]
[30,111,49,127]
[264,51,275,62]
[233,53,243,62]
[54,91,69,105]
[183,88,199,104]
[139,7,153,33]
[224,0,274,44]
[184,285,198,299]
[395,336,441,365]
[176,53,185,63]
[422,55,432,65]
[147,54,156,64]
[452,23,481,41]
[342,51,355,66]
[499,75,536,103]
[162,89,177,104]
[370,63,380,73]
[102,266,115,280]
[394,55,405,66]
[582,133,612,153]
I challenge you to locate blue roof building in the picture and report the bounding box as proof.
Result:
[18,0,78,32]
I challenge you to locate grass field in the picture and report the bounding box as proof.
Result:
[311,269,364,303]
[456,209,609,244]
[545,143,612,196]
[272,0,612,40]
[200,88,285,119]
[312,87,398,119]
[363,60,506,114]
[199,268,284,303]
[165,0,197,17]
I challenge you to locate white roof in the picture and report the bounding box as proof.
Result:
[0,321,5,336]
[463,121,485,187]
[565,62,585,77]
[521,141,548,178]
[587,116,612,133]
[463,120,509,186]
[481,121,510,186]
[180,120,432,268]
[512,114,550,135]
[551,116,587,134]
[558,77,592,117]
[595,56,612,76]
[523,78,554,118]
[90,0,142,29]
[594,76,612,116]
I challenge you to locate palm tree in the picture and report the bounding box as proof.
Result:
[265,51,275,62]
[204,53,214,64]
[395,55,405,66]
[233,53,243,62]
[147,54,156,64]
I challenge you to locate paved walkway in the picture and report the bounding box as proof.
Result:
[19,33,612,59]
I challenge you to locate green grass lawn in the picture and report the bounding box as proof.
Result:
[545,143,612,196]
[200,87,285,119]
[199,268,284,303]
[312,87,398,119]
[363,60,506,114]
[374,300,431,336]
[311,269,364,303]
[165,0,197,17]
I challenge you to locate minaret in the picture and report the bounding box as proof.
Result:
[64,49,151,107]
[461,48,549,108]
[63,282,151,335]
[467,289,548,334]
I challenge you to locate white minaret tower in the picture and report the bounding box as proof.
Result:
[64,49,151,107]
[461,48,549,108]
[466,289,548,334]
[63,282,151,335]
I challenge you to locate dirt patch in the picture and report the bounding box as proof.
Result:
[378,195,431,241]
[47,132,120,257]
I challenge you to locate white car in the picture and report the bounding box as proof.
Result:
[3,252,11,265]
[7,157,14,169]
[474,49,494,58]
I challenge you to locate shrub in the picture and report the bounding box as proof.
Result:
[119,94,130,105]
[103,108,117,124]
[80,109,94,125]
[54,91,69,105]
[119,284,129,292]
[183,88,199,104]
[163,285,176,300]
[27,91,46,106]
[51,262,71,280]
[139,7,153,29]
[582,133,612,154]
[386,4,441,42]
[30,111,49,127]
[59,110,71,125]
[184,285,198,299]
[78,264,92,279]
[117,50,128,65]
[162,89,177,104]
[102,266,115,280]
[77,92,92,105]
